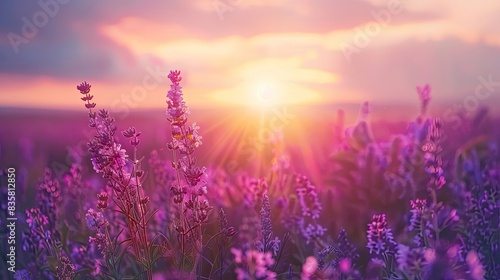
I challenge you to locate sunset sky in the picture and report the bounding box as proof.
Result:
[1,0,500,110]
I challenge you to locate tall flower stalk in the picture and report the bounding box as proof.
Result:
[165,70,212,271]
[77,81,153,279]
[423,118,445,245]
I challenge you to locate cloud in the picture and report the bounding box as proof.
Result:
[338,38,500,104]
[1,0,500,110]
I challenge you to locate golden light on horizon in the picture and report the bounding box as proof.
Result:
[256,83,276,105]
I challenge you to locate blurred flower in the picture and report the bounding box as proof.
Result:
[13,269,31,280]
[243,177,268,208]
[337,228,359,264]
[423,118,446,190]
[296,175,322,219]
[89,232,109,257]
[36,168,61,227]
[96,192,109,210]
[417,84,431,118]
[396,244,426,276]
[260,193,273,252]
[466,251,485,280]
[231,248,276,280]
[338,258,351,274]
[300,219,327,244]
[86,208,107,231]
[301,256,318,280]
[25,208,48,230]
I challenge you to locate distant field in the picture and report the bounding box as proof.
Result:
[1,104,498,190]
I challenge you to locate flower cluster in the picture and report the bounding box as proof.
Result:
[366,214,397,257]
[296,217,327,245]
[423,118,446,190]
[166,70,211,232]
[22,208,46,254]
[260,193,274,253]
[396,244,427,276]
[295,175,322,219]
[36,168,61,227]
[55,256,76,280]
[231,248,276,280]
[282,175,327,245]
[166,70,189,125]
[96,191,109,210]
[76,81,155,278]
[242,177,269,208]
[409,199,433,246]
[77,81,95,109]
[86,208,107,231]
[122,126,141,146]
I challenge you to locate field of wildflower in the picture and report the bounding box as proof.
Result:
[0,70,499,280]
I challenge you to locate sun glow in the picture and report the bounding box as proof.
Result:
[255,83,278,107]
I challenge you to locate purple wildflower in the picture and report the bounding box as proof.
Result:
[25,208,48,230]
[77,81,91,94]
[231,248,276,280]
[409,199,432,246]
[122,126,141,146]
[423,118,446,190]
[89,232,109,257]
[396,244,427,276]
[299,218,327,244]
[96,191,109,210]
[166,70,211,233]
[366,214,397,257]
[260,193,273,253]
[296,175,322,219]
[466,251,485,280]
[36,168,61,226]
[77,81,95,110]
[166,70,189,125]
[55,256,75,280]
[242,177,268,208]
[86,208,107,231]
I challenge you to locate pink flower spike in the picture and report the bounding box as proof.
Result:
[168,70,182,84]
[77,81,92,94]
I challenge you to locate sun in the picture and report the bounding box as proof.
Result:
[255,83,278,107]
